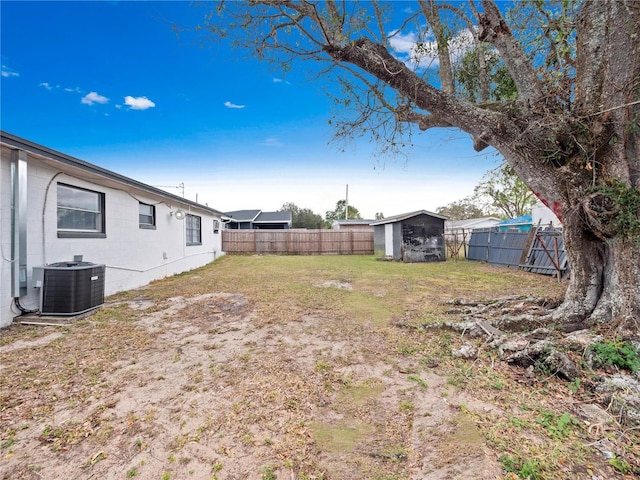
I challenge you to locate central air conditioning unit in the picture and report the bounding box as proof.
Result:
[32,261,106,315]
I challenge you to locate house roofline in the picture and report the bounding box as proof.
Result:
[1,131,223,216]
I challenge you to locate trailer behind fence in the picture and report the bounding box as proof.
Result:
[222,229,374,255]
[467,227,569,279]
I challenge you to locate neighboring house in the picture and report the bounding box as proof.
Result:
[498,214,533,232]
[331,219,375,231]
[371,210,448,263]
[445,216,502,232]
[223,210,292,230]
[1,131,224,328]
[444,217,501,252]
[532,201,562,228]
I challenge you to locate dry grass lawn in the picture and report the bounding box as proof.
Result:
[1,255,637,480]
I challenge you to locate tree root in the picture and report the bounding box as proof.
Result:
[421,296,640,427]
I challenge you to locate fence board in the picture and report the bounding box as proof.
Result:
[222,229,374,255]
[488,231,528,268]
[467,228,491,261]
[467,227,569,278]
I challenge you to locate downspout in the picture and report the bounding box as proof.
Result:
[10,149,35,313]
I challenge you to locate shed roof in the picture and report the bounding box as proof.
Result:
[370,209,448,226]
[1,131,223,215]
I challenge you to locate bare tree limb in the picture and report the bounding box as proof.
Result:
[478,0,543,103]
[418,0,455,94]
[574,1,607,116]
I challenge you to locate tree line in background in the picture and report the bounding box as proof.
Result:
[281,162,535,228]
[436,163,537,220]
[278,200,364,229]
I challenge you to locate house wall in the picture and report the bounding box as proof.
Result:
[532,202,562,227]
[332,222,373,231]
[400,214,445,263]
[0,144,223,328]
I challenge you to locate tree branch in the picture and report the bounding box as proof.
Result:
[574,0,607,116]
[477,0,543,103]
[394,107,451,131]
[417,0,455,94]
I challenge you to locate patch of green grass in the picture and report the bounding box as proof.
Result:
[261,464,277,480]
[407,375,428,388]
[609,456,632,474]
[314,360,331,373]
[398,400,415,413]
[1,429,16,449]
[310,419,374,453]
[126,466,138,477]
[338,379,384,407]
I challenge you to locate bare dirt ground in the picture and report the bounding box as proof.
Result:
[1,255,638,480]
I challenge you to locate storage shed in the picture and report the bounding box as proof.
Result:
[371,210,448,262]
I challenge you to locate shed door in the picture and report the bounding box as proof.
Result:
[385,224,394,257]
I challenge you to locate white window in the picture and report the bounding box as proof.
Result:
[213,219,220,233]
[186,214,202,245]
[139,202,156,228]
[57,183,105,238]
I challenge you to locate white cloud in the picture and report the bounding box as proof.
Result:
[81,91,109,105]
[124,95,156,110]
[261,137,283,147]
[39,82,53,90]
[224,101,245,109]
[1,65,19,78]
[389,28,474,70]
[389,30,422,55]
[273,78,291,85]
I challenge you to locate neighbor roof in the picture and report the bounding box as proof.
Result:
[499,214,533,225]
[446,217,502,229]
[332,219,376,225]
[370,209,449,226]
[1,131,223,215]
[223,210,262,222]
[254,211,292,223]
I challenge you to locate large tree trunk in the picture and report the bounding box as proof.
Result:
[557,208,640,331]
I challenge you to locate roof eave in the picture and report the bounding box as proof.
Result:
[1,131,224,216]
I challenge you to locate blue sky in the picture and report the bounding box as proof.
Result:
[1,1,500,218]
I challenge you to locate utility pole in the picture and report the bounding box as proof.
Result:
[345,184,349,220]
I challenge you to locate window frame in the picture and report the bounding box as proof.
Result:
[139,202,156,229]
[56,183,106,238]
[186,214,202,246]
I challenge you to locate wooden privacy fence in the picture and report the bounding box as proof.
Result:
[222,229,374,255]
[467,226,569,279]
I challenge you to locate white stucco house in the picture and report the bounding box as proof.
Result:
[1,131,225,328]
